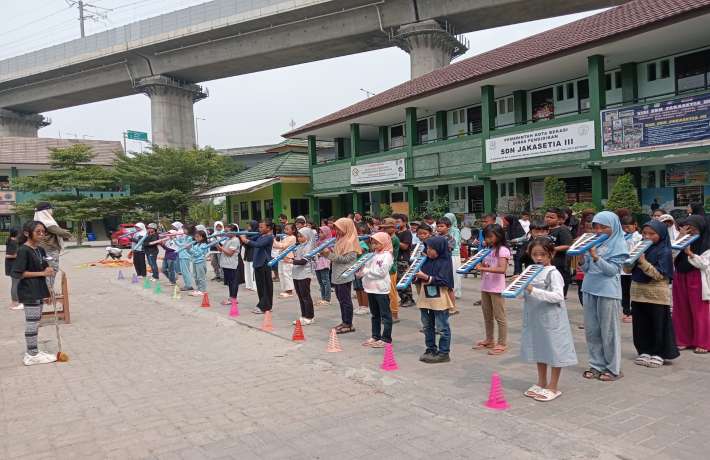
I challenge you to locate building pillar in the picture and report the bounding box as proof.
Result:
[272,182,283,218]
[483,179,497,214]
[350,123,360,159]
[588,55,606,209]
[135,75,207,149]
[391,20,468,79]
[620,62,638,105]
[435,110,447,141]
[407,185,419,217]
[513,90,527,126]
[352,192,363,214]
[481,85,496,213]
[378,126,389,152]
[309,197,320,224]
[225,195,233,223]
[307,135,317,166]
[0,109,50,137]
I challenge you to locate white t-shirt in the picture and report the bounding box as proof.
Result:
[219,238,241,269]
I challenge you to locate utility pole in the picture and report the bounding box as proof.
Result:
[79,1,85,37]
[66,0,112,38]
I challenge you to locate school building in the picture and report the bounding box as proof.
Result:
[286,0,710,223]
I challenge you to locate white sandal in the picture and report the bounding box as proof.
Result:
[634,354,651,366]
[534,389,561,402]
[646,355,664,368]
[523,385,543,398]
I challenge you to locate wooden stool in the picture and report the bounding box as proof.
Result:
[42,271,70,324]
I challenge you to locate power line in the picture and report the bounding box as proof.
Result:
[65,0,113,38]
[0,5,74,38]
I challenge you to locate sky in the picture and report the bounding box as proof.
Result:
[0,0,601,152]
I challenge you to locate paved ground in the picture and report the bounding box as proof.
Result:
[1,247,709,459]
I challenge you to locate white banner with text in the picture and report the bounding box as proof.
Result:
[350,158,406,184]
[486,121,595,163]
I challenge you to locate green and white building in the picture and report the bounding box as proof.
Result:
[287,0,710,222]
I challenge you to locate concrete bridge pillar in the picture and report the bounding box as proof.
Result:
[391,20,469,79]
[0,109,50,137]
[135,75,207,150]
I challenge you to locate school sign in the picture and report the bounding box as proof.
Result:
[485,121,595,162]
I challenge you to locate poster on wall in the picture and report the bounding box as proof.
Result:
[350,158,405,185]
[486,121,595,163]
[666,161,709,187]
[601,93,710,156]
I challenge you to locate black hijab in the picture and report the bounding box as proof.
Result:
[420,236,454,289]
[633,220,673,283]
[675,215,710,273]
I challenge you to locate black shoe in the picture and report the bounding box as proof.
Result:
[474,300,482,306]
[428,353,450,363]
[419,350,437,363]
[400,301,415,308]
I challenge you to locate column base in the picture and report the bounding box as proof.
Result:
[0,109,51,137]
[391,20,469,79]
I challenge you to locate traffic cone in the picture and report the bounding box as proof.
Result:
[200,292,210,308]
[154,281,162,294]
[131,274,138,284]
[380,342,399,371]
[229,298,240,317]
[172,284,181,300]
[292,319,305,342]
[117,270,124,280]
[484,372,510,410]
[261,310,273,332]
[143,277,151,289]
[326,328,342,352]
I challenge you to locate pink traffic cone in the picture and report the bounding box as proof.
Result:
[484,372,510,410]
[229,298,240,317]
[380,342,399,371]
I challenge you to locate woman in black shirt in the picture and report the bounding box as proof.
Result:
[11,220,56,366]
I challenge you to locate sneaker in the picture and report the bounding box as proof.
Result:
[292,317,306,325]
[189,290,203,297]
[318,300,331,306]
[428,353,450,363]
[251,307,264,315]
[301,318,315,325]
[419,350,437,362]
[278,292,294,298]
[353,306,369,315]
[11,303,24,311]
[23,352,56,366]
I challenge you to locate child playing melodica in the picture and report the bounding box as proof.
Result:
[273,224,296,297]
[176,225,195,292]
[291,227,317,325]
[11,221,56,366]
[473,225,510,355]
[625,220,679,368]
[359,232,394,348]
[314,225,332,306]
[216,225,243,307]
[322,218,362,334]
[188,230,210,296]
[621,215,642,323]
[414,235,454,363]
[128,222,148,278]
[580,211,629,382]
[353,222,371,316]
[519,238,577,402]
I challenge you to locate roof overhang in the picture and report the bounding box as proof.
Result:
[198,177,277,198]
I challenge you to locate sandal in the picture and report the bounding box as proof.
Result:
[473,340,495,350]
[582,368,601,380]
[534,389,562,402]
[634,354,651,366]
[336,324,355,334]
[694,348,708,354]
[646,356,664,368]
[362,338,377,347]
[488,345,507,355]
[524,385,543,398]
[622,315,632,323]
[599,371,623,382]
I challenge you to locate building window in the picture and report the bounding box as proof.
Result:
[605,73,613,91]
[452,110,458,124]
[566,82,574,99]
[577,79,590,112]
[498,99,507,114]
[647,62,657,82]
[239,202,248,220]
[556,85,564,101]
[391,191,405,202]
[416,119,429,143]
[645,170,656,189]
[614,71,622,89]
[507,97,514,114]
[290,199,309,218]
[428,117,434,130]
[250,201,262,221]
[675,49,710,92]
[0,175,9,190]
[264,199,274,220]
[390,124,404,148]
[660,59,670,79]
[674,185,704,207]
[531,88,554,121]
[467,106,482,133]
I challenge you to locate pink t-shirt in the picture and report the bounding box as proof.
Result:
[480,246,511,293]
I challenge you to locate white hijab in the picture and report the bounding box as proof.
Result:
[135,222,147,237]
[213,221,224,233]
[172,221,184,235]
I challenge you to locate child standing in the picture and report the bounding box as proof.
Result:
[273,223,296,298]
[674,215,710,354]
[580,211,629,382]
[353,222,371,316]
[519,238,577,402]
[176,226,195,292]
[243,220,258,291]
[5,228,21,310]
[189,230,210,296]
[323,218,361,334]
[380,218,400,322]
[217,226,243,306]
[144,223,160,280]
[11,221,56,366]
[314,225,332,306]
[621,215,642,323]
[359,232,394,348]
[129,222,148,278]
[474,225,510,355]
[627,220,679,367]
[292,228,317,325]
[414,235,455,363]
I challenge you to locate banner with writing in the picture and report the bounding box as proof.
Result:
[486,121,595,163]
[351,159,405,184]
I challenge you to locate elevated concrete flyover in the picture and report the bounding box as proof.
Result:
[0,0,624,148]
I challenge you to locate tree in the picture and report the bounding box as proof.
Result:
[542,176,567,209]
[606,173,641,214]
[114,146,239,219]
[496,194,530,214]
[188,201,225,225]
[12,144,124,245]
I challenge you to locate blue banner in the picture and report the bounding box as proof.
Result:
[601,93,710,156]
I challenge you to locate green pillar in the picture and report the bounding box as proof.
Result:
[407,185,419,217]
[225,195,233,223]
[435,110,447,141]
[307,135,317,167]
[350,123,360,159]
[588,55,606,208]
[483,179,497,214]
[335,138,346,160]
[620,62,638,105]
[378,126,389,152]
[333,196,343,218]
[513,90,527,126]
[309,197,320,224]
[272,182,283,218]
[405,107,417,201]
[481,85,496,212]
[352,192,363,214]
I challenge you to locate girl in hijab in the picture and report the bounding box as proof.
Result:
[291,227,317,325]
[359,232,394,348]
[243,220,258,291]
[626,220,679,367]
[216,224,243,308]
[659,214,680,241]
[674,215,710,354]
[414,235,454,363]
[128,223,148,278]
[322,218,362,334]
[443,213,463,299]
[314,225,332,305]
[209,221,225,281]
[579,211,629,381]
[273,223,297,298]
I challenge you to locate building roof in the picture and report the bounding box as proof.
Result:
[225,151,310,183]
[216,138,333,157]
[0,137,122,166]
[286,0,710,137]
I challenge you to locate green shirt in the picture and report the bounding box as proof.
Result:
[390,234,400,274]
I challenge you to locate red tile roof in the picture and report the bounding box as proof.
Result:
[286,0,710,137]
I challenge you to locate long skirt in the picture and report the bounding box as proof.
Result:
[631,301,679,359]
[672,270,710,350]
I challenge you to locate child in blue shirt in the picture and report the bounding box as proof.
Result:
[189,230,210,296]
[176,226,195,292]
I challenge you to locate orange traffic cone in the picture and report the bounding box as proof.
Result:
[326,328,342,352]
[292,319,305,342]
[261,310,273,332]
[200,292,210,308]
[484,372,510,410]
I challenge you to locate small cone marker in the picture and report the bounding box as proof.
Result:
[380,342,399,371]
[291,319,305,342]
[200,292,211,308]
[143,277,151,289]
[484,372,510,411]
[326,328,343,352]
[172,284,181,300]
[154,281,162,294]
[261,310,273,332]
[229,298,240,317]
[131,274,138,284]
[117,270,124,280]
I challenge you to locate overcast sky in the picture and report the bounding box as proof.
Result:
[1,0,599,151]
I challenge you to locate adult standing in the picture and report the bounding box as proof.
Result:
[393,213,415,308]
[444,212,463,300]
[33,202,71,277]
[241,221,274,314]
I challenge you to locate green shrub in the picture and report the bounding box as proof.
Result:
[542,176,567,209]
[606,173,641,214]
